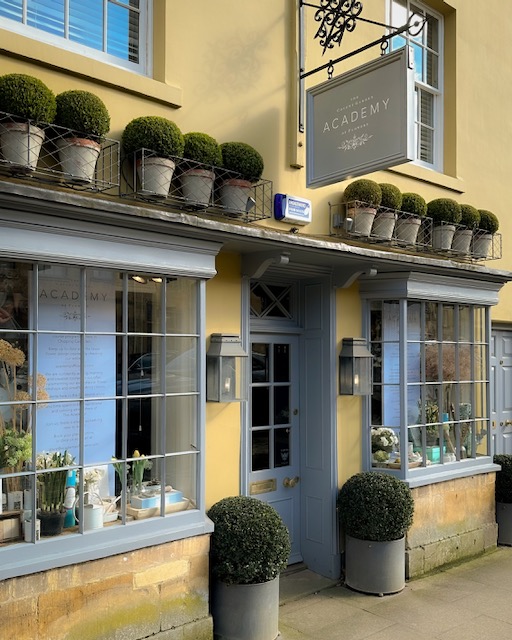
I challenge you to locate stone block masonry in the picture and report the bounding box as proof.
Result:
[406,473,497,578]
[0,534,213,640]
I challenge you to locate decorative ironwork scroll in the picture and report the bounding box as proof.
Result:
[313,0,363,56]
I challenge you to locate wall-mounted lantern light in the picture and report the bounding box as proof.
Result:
[339,338,373,396]
[207,333,248,402]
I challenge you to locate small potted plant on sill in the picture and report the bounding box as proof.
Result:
[473,209,499,258]
[181,131,222,207]
[342,178,382,237]
[395,192,428,245]
[218,141,264,215]
[373,183,402,240]
[36,450,75,536]
[0,73,57,170]
[54,89,111,184]
[493,454,512,545]
[427,197,462,251]
[208,495,290,640]
[122,115,185,197]
[452,204,480,255]
[338,471,414,595]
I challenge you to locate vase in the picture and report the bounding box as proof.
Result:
[39,509,65,536]
[56,137,101,184]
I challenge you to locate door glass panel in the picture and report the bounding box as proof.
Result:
[274,344,290,382]
[252,386,269,427]
[274,386,290,425]
[274,428,290,468]
[252,343,269,383]
[252,430,270,471]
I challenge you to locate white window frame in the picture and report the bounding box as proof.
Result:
[388,0,444,172]
[0,0,152,76]
[0,214,220,581]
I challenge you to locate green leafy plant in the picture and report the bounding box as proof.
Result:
[379,183,402,210]
[36,450,75,513]
[400,192,427,217]
[122,116,185,158]
[183,132,222,166]
[343,179,382,207]
[0,427,32,469]
[494,455,512,503]
[208,495,291,585]
[55,90,110,139]
[478,209,499,233]
[0,73,56,123]
[459,204,480,229]
[338,472,414,541]
[427,198,462,225]
[130,449,152,493]
[219,141,264,183]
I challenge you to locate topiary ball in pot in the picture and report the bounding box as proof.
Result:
[122,115,184,158]
[220,141,264,183]
[400,192,427,217]
[379,183,402,210]
[494,455,512,503]
[343,178,382,207]
[0,73,56,123]
[183,131,222,166]
[55,90,110,139]
[478,209,499,233]
[427,198,462,225]
[338,471,414,542]
[459,204,480,229]
[208,495,290,585]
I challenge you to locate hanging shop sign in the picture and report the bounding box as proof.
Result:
[306,47,415,188]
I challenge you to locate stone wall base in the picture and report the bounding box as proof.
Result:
[406,473,498,579]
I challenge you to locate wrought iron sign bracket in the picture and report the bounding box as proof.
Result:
[297,0,426,133]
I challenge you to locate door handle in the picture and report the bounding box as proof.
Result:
[283,476,300,488]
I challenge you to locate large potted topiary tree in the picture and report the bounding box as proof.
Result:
[493,454,512,545]
[218,141,264,214]
[452,204,480,255]
[473,209,499,259]
[208,495,291,640]
[342,178,382,237]
[0,73,56,170]
[338,471,414,595]
[395,192,428,246]
[427,197,462,251]
[373,183,402,240]
[122,115,184,197]
[181,131,222,207]
[54,89,111,184]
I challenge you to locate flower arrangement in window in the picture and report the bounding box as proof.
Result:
[371,427,399,463]
[36,450,75,513]
[130,449,152,495]
[0,339,49,490]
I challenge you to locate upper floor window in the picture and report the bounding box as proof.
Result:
[0,0,151,75]
[389,0,443,171]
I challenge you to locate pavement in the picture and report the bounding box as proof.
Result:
[278,546,512,639]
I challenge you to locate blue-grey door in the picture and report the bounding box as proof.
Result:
[491,329,512,454]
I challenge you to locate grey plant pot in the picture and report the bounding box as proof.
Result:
[345,534,406,595]
[496,502,512,546]
[211,576,280,640]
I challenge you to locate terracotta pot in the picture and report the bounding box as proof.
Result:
[56,137,101,184]
[0,122,45,170]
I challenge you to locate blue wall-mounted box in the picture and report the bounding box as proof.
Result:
[274,194,312,225]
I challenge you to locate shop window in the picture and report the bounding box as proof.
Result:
[0,261,203,575]
[0,0,151,75]
[368,298,492,481]
[389,0,443,171]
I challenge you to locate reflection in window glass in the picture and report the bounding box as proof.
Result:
[252,430,270,471]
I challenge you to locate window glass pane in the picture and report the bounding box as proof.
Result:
[459,306,471,342]
[0,0,23,21]
[407,343,421,382]
[0,262,30,332]
[426,50,439,88]
[407,385,421,425]
[425,302,438,340]
[166,337,197,394]
[412,43,424,83]
[274,344,289,382]
[274,428,290,468]
[252,386,269,427]
[407,301,421,340]
[107,1,139,63]
[426,14,439,52]
[252,343,269,383]
[27,0,64,36]
[274,386,289,425]
[371,384,382,425]
[166,395,197,454]
[165,453,197,508]
[69,0,102,51]
[127,276,162,334]
[166,278,198,334]
[441,343,456,381]
[84,399,116,465]
[38,265,82,331]
[474,345,487,380]
[442,305,455,341]
[425,343,439,382]
[474,308,486,343]
[370,301,382,341]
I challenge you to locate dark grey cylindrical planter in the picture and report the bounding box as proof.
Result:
[345,534,405,595]
[211,576,280,640]
[496,502,512,545]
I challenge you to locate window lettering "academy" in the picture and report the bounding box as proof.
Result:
[39,289,108,301]
[323,98,390,133]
